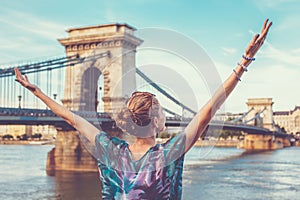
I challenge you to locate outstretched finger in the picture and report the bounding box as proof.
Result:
[261,20,272,39]
[14,68,22,79]
[24,74,29,82]
[261,18,269,34]
[249,34,260,46]
[256,21,272,44]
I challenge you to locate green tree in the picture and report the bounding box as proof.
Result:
[158,132,170,138]
[31,133,42,140]
[20,134,28,140]
[3,134,14,140]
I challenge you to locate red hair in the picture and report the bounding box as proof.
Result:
[115,91,159,136]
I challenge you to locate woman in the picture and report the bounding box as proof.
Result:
[15,19,272,199]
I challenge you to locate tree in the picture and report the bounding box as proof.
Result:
[219,130,242,140]
[3,134,14,140]
[280,126,287,133]
[20,133,28,140]
[158,132,170,138]
[31,133,42,140]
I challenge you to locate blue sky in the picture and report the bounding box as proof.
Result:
[0,0,299,113]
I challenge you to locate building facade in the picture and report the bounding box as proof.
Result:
[0,125,57,139]
[216,99,300,135]
[273,106,300,134]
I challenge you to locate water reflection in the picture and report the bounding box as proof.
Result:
[51,171,101,200]
[1,145,299,200]
[183,147,300,200]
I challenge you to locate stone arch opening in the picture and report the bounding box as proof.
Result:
[254,112,263,127]
[80,67,102,111]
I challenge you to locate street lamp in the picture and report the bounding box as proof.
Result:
[18,95,22,108]
[99,86,102,112]
[53,94,57,100]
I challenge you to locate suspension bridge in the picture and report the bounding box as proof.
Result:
[0,23,293,173]
[0,51,286,135]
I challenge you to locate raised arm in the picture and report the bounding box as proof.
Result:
[14,68,99,144]
[184,19,272,152]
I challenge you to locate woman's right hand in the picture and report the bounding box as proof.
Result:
[244,18,272,60]
[14,67,41,94]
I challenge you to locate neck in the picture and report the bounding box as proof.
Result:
[135,136,156,147]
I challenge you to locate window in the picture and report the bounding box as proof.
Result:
[295,116,300,127]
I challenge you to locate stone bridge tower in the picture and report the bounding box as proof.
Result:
[46,23,142,174]
[244,98,274,130]
[58,23,143,112]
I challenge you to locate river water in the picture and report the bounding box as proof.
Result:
[0,145,299,200]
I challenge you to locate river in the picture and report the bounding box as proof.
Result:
[0,145,299,200]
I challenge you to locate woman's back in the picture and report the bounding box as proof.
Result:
[95,131,186,200]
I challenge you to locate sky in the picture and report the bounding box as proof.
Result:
[0,0,300,114]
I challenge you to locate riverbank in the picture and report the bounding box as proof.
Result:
[3,138,297,147]
[194,139,239,147]
[156,138,239,147]
[0,140,55,145]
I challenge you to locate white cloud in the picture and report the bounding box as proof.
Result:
[136,49,212,111]
[245,63,300,111]
[253,0,299,10]
[221,47,237,55]
[260,42,300,66]
[212,44,300,113]
[247,27,300,66]
[0,8,66,40]
[0,8,67,64]
[275,14,300,31]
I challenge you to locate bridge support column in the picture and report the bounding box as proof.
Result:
[240,134,284,150]
[283,137,291,147]
[46,130,98,175]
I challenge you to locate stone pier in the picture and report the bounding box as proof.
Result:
[239,133,291,151]
[46,130,98,175]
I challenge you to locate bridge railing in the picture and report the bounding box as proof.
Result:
[0,107,111,118]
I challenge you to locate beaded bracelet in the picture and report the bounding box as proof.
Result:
[237,62,248,72]
[242,54,255,61]
[233,69,241,81]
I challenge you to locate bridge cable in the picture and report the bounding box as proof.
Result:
[3,78,8,107]
[0,78,1,106]
[0,52,110,78]
[57,67,61,103]
[22,82,25,108]
[230,107,254,123]
[0,55,71,78]
[34,69,38,108]
[136,68,196,115]
[162,107,181,118]
[244,107,267,124]
[49,69,52,103]
[11,76,14,108]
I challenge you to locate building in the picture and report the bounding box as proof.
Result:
[214,112,243,122]
[0,124,57,140]
[0,125,27,138]
[273,106,300,135]
[215,99,300,136]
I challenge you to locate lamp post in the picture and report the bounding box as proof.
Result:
[18,95,22,108]
[53,94,57,100]
[99,86,102,111]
